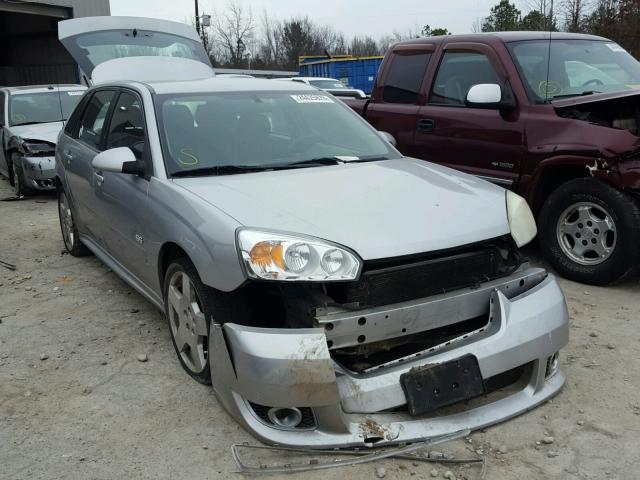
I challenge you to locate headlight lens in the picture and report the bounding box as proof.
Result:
[21,141,55,155]
[506,190,537,247]
[237,229,362,281]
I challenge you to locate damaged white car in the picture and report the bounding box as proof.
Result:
[0,84,86,196]
[55,16,569,448]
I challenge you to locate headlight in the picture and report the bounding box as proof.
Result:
[506,190,537,247]
[21,141,55,155]
[237,229,362,281]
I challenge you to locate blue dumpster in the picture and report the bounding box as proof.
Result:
[299,55,383,94]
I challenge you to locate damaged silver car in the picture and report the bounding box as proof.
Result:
[0,84,86,196]
[56,16,569,448]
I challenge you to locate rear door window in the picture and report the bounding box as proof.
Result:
[78,90,117,150]
[430,52,501,105]
[382,51,431,104]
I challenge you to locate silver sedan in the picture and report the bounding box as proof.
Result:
[55,16,569,448]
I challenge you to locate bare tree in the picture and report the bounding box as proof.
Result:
[562,0,589,31]
[213,1,255,68]
[349,36,380,56]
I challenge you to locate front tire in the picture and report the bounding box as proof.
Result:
[539,178,640,285]
[13,156,36,197]
[58,188,90,257]
[163,257,250,385]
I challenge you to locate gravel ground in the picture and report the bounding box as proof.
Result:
[1,178,639,480]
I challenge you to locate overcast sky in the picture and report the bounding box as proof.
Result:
[110,0,502,38]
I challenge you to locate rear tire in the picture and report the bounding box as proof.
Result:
[539,178,640,285]
[57,188,90,257]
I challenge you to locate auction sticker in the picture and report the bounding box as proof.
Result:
[290,94,334,103]
[606,43,626,53]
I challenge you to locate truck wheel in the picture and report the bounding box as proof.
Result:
[163,257,250,385]
[539,178,640,285]
[58,188,90,257]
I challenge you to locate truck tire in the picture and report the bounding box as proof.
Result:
[538,178,640,285]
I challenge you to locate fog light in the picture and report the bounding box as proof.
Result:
[267,407,303,428]
[545,352,559,378]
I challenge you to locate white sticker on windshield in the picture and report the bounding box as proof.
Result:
[290,94,334,104]
[67,91,84,96]
[606,43,626,53]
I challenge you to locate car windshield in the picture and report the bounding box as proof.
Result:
[9,90,84,126]
[155,91,399,176]
[507,39,640,102]
[308,79,349,89]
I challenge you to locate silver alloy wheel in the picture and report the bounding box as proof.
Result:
[167,271,208,373]
[59,191,75,250]
[556,201,617,265]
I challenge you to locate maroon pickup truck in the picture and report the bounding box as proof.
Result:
[344,32,640,285]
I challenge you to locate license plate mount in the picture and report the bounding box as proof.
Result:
[400,354,485,416]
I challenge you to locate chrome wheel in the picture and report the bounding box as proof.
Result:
[556,201,616,265]
[59,191,75,250]
[166,270,208,373]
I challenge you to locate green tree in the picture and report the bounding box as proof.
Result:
[520,9,556,30]
[481,0,522,31]
[421,25,451,37]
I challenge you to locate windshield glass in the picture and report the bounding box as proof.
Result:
[67,30,210,75]
[9,90,84,126]
[507,39,640,102]
[309,79,348,89]
[155,91,399,176]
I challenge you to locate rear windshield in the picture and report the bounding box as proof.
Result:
[67,30,210,73]
[9,90,84,126]
[154,91,399,176]
[507,39,640,102]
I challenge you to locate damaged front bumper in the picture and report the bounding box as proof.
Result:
[16,155,56,190]
[210,266,569,448]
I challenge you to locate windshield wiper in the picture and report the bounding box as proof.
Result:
[551,90,601,100]
[171,164,267,177]
[11,121,48,126]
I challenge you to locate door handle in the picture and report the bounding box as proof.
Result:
[94,170,104,187]
[417,118,436,133]
[62,150,73,163]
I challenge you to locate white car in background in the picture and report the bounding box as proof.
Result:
[0,84,86,196]
[279,77,367,99]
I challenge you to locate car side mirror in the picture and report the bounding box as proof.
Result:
[92,147,143,175]
[466,84,515,110]
[379,131,397,147]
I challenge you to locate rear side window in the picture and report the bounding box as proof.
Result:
[382,52,431,104]
[64,93,91,136]
[430,52,501,105]
[78,90,116,150]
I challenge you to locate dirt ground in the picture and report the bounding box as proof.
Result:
[1,178,639,480]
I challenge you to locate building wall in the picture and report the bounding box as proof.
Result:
[28,0,110,17]
[0,0,110,86]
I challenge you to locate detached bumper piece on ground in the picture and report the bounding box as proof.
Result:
[210,266,569,448]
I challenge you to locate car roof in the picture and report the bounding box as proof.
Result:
[142,76,320,95]
[4,84,86,95]
[395,31,610,47]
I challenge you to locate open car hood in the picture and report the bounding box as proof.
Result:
[58,16,213,83]
[552,88,640,108]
